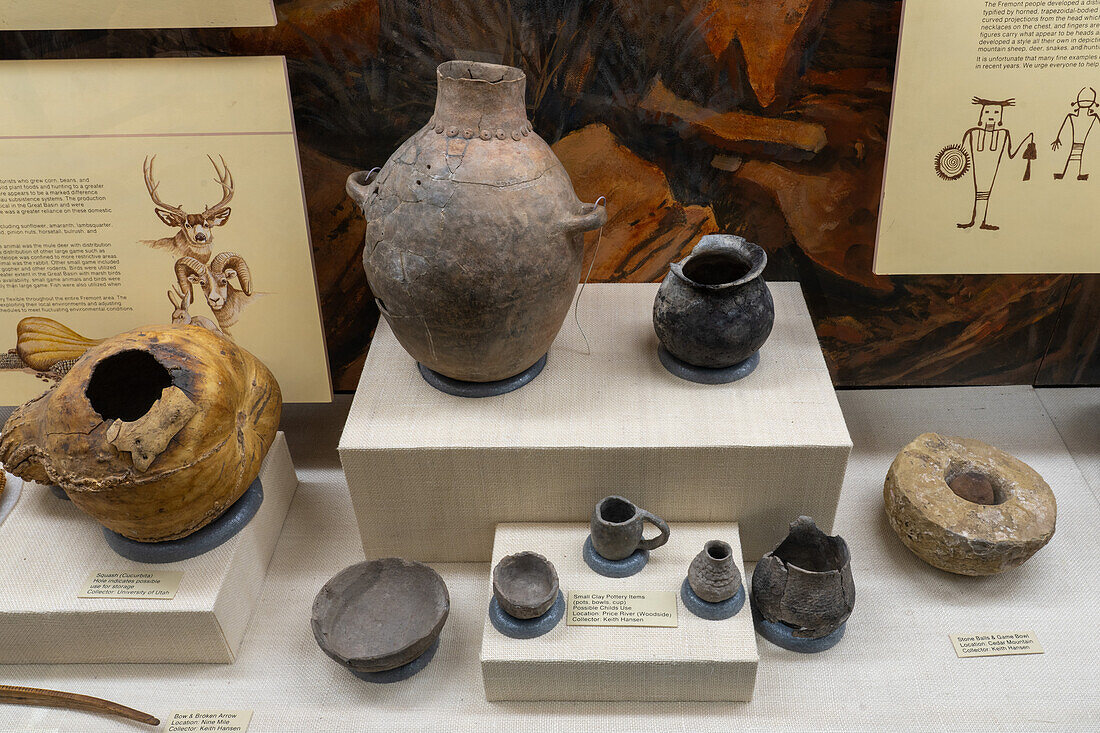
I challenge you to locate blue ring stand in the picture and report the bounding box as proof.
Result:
[489,591,565,639]
[102,478,264,564]
[582,536,649,578]
[679,577,745,620]
[349,638,440,683]
[749,594,846,653]
[418,354,547,398]
[658,346,760,385]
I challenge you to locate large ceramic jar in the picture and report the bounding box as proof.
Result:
[653,234,774,371]
[346,60,607,383]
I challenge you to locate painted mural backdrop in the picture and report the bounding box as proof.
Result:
[2,0,1096,389]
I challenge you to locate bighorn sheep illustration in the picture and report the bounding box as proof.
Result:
[142,155,234,263]
[174,253,255,337]
[168,286,223,335]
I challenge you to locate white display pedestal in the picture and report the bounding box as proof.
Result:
[480,522,758,702]
[0,433,298,663]
[340,282,851,562]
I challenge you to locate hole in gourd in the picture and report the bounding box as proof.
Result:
[599,497,635,523]
[86,350,172,422]
[682,253,751,285]
[946,465,1007,505]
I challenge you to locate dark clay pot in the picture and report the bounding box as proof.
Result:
[751,516,855,639]
[653,235,774,369]
[347,60,607,383]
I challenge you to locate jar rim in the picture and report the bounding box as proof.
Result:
[437,60,525,85]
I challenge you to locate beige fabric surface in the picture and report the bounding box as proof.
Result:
[0,388,1097,731]
[0,434,298,663]
[481,522,756,701]
[1038,388,1100,503]
[340,282,851,561]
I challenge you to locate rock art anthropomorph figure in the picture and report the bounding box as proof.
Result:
[1052,87,1099,181]
[957,97,1034,231]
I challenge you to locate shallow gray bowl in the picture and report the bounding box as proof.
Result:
[492,551,559,620]
[311,558,450,674]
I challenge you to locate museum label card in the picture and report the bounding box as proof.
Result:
[0,0,275,31]
[78,570,183,599]
[950,631,1043,658]
[877,0,1100,273]
[566,590,678,627]
[166,711,253,733]
[0,57,331,404]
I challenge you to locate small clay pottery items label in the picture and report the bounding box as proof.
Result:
[751,516,854,652]
[312,558,450,682]
[489,551,565,639]
[589,495,670,561]
[0,325,281,543]
[347,60,607,386]
[653,234,774,383]
[885,433,1056,576]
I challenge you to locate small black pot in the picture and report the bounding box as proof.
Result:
[653,235,774,370]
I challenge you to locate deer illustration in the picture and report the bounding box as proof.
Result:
[142,155,234,263]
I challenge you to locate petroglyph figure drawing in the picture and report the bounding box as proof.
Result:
[1052,87,1098,181]
[953,97,1034,231]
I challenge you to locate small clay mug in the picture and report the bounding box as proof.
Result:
[589,496,670,561]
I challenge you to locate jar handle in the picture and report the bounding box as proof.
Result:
[346,169,380,209]
[559,200,607,234]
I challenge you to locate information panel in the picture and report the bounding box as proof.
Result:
[0,57,331,404]
[877,0,1100,273]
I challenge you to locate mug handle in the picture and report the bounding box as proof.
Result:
[637,510,670,551]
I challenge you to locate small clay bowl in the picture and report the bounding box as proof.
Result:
[311,558,449,675]
[492,551,559,620]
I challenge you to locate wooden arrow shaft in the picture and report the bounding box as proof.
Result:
[0,684,159,726]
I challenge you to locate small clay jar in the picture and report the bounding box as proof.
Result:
[653,234,774,376]
[751,516,854,640]
[492,551,559,620]
[688,540,743,603]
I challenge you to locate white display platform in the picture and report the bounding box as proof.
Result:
[340,282,851,562]
[1,390,1099,732]
[0,433,298,664]
[481,522,757,702]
